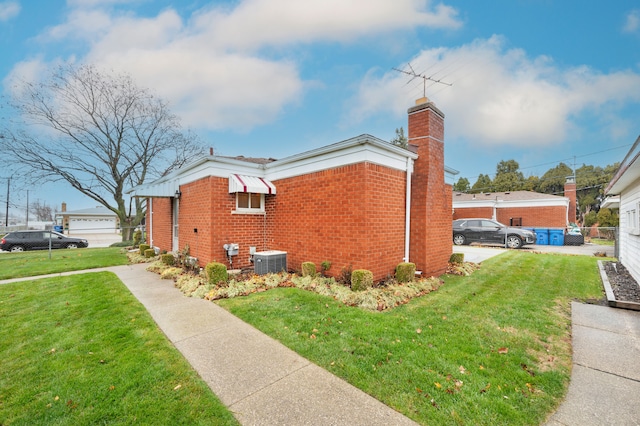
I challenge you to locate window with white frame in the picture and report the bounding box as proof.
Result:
[627,205,639,235]
[235,192,264,213]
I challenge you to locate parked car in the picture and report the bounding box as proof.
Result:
[452,219,536,249]
[0,230,89,252]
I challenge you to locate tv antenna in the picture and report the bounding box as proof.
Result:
[393,63,452,99]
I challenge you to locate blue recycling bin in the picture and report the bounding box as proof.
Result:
[54,225,63,233]
[535,228,549,245]
[549,229,564,246]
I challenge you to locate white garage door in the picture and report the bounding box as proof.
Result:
[69,217,117,234]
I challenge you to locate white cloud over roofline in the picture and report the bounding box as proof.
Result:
[348,36,640,147]
[6,0,461,132]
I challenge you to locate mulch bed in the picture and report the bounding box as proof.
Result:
[602,261,640,303]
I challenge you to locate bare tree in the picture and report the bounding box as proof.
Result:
[30,200,56,222]
[2,64,203,240]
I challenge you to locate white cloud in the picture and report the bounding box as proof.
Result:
[348,36,640,147]
[0,1,20,21]
[8,0,460,132]
[623,9,640,33]
[191,0,461,51]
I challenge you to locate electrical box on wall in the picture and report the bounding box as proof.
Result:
[254,250,287,275]
[223,243,239,256]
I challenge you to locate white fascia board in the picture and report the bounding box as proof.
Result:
[453,201,496,208]
[453,198,569,209]
[265,135,415,180]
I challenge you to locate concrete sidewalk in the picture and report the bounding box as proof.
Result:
[109,264,417,426]
[545,302,640,426]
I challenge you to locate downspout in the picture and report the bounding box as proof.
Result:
[404,157,414,262]
[148,197,153,247]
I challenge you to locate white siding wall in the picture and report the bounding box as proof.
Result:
[619,176,640,284]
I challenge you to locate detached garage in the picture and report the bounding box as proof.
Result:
[56,204,119,234]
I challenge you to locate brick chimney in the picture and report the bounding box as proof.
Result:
[408,98,451,276]
[61,202,67,212]
[564,176,577,224]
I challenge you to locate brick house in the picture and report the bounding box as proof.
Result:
[452,178,577,228]
[129,99,456,281]
[604,135,640,284]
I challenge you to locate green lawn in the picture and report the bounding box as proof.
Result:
[218,251,605,425]
[0,272,238,425]
[0,248,129,280]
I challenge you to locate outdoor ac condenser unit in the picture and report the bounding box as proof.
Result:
[254,250,287,275]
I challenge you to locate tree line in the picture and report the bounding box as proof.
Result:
[452,159,620,227]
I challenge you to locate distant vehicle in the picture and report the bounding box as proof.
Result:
[0,230,89,252]
[452,219,536,249]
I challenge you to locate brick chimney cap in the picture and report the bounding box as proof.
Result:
[407,101,445,119]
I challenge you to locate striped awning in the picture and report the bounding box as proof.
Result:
[228,174,276,194]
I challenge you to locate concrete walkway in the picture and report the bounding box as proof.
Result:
[110,264,417,426]
[545,302,640,426]
[2,245,636,425]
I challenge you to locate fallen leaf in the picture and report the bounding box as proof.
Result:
[442,316,447,320]
[434,382,442,389]
[109,385,115,391]
[480,383,491,393]
[312,328,319,333]
[310,334,316,339]
[173,384,182,391]
[459,365,467,374]
[54,396,59,401]
[416,328,422,334]
[498,347,509,354]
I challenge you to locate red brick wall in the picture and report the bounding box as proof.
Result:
[149,197,173,250]
[453,206,567,228]
[270,163,407,281]
[453,207,493,220]
[408,102,451,277]
[564,181,577,224]
[496,207,567,228]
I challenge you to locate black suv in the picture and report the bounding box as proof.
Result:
[453,219,536,249]
[0,231,89,252]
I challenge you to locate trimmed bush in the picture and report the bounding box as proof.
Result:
[143,248,155,258]
[351,269,373,292]
[133,229,143,246]
[139,244,150,253]
[206,262,228,286]
[395,262,416,283]
[449,253,465,264]
[161,253,175,266]
[301,262,316,277]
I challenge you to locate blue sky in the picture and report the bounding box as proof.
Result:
[1,0,639,214]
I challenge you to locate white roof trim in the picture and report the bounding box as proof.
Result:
[229,174,276,194]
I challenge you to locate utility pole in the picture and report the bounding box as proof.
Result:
[5,177,9,227]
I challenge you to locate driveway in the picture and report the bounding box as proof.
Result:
[453,242,615,263]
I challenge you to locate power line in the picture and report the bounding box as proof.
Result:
[457,143,631,183]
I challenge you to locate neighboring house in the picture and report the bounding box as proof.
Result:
[604,135,640,284]
[128,99,457,281]
[452,178,577,228]
[55,203,119,234]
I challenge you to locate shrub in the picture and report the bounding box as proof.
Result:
[205,262,228,286]
[133,229,143,246]
[110,240,134,248]
[395,262,416,283]
[339,264,353,285]
[144,248,156,258]
[320,260,332,275]
[161,253,175,266]
[351,269,373,292]
[301,262,316,277]
[139,244,150,253]
[449,253,464,264]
